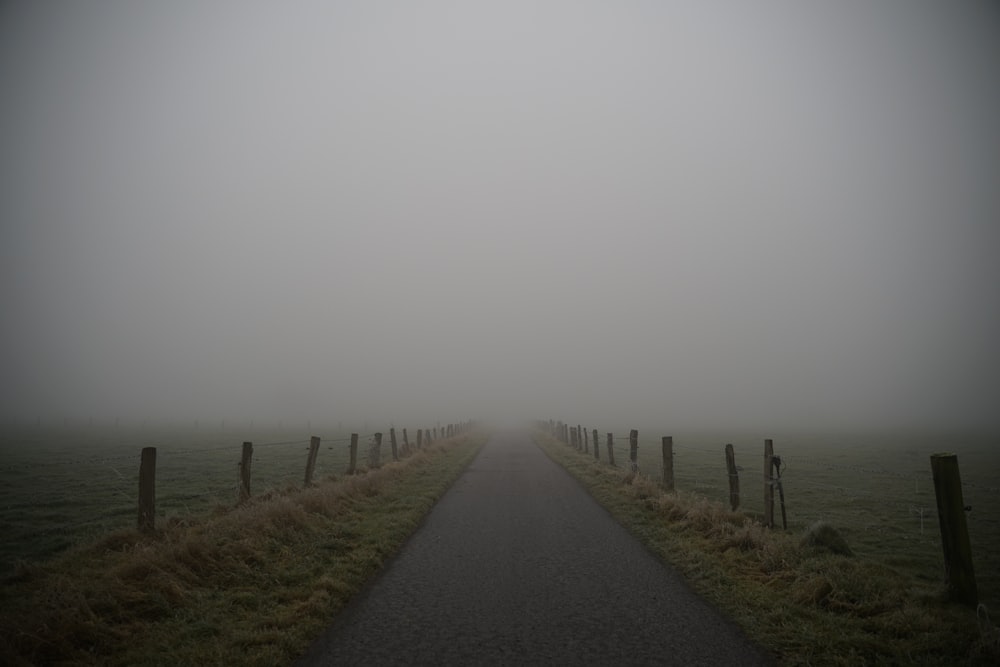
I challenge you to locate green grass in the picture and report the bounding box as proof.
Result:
[0,424,412,575]
[0,430,486,666]
[534,429,1000,666]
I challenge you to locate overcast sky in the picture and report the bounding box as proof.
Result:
[2,1,998,432]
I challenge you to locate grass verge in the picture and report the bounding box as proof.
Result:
[0,431,487,666]
[533,430,999,666]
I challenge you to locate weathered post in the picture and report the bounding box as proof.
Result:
[348,433,359,474]
[629,429,638,472]
[593,429,600,461]
[417,428,423,449]
[930,453,978,605]
[582,426,588,453]
[138,447,156,533]
[661,436,674,492]
[389,428,398,461]
[725,443,740,511]
[304,436,320,486]
[370,432,383,468]
[402,428,410,455]
[773,456,787,530]
[763,439,774,528]
[239,441,253,502]
[607,433,615,466]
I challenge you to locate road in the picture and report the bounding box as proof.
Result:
[296,430,770,666]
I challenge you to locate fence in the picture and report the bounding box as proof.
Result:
[0,420,473,575]
[539,418,999,607]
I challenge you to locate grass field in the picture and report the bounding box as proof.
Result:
[0,422,420,577]
[0,428,486,665]
[557,424,1000,610]
[536,427,1000,664]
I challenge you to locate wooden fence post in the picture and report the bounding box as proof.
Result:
[389,428,398,461]
[629,429,638,472]
[416,429,423,449]
[348,433,359,474]
[583,426,588,453]
[661,436,674,492]
[239,441,253,502]
[763,439,774,528]
[725,443,739,511]
[607,433,615,466]
[370,432,383,468]
[930,453,978,605]
[773,456,787,529]
[138,447,156,533]
[304,436,320,486]
[402,428,409,455]
[593,429,600,461]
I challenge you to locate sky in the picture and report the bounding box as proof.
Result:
[1,1,998,432]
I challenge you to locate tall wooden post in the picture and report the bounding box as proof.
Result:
[593,429,600,461]
[417,428,423,449]
[725,444,740,511]
[582,426,588,453]
[930,453,978,605]
[389,428,398,461]
[607,433,615,466]
[138,447,156,533]
[661,436,674,492]
[239,441,253,502]
[629,429,638,472]
[763,439,774,528]
[402,428,409,454]
[348,433,359,474]
[304,436,320,486]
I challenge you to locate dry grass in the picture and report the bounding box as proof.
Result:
[0,432,486,666]
[534,430,997,666]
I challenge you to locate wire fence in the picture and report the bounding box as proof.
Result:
[544,420,1000,605]
[0,426,382,574]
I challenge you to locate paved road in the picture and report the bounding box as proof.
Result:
[296,430,770,666]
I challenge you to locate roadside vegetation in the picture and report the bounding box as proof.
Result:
[533,430,999,666]
[0,431,487,666]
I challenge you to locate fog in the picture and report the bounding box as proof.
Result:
[2,1,998,432]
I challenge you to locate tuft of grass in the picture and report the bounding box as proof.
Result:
[534,430,990,666]
[0,432,486,666]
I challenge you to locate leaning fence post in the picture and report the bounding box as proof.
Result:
[725,443,740,511]
[763,439,774,528]
[138,447,156,533]
[389,428,398,461]
[930,453,978,605]
[773,455,787,529]
[581,426,587,453]
[607,433,615,466]
[661,436,674,492]
[348,433,359,474]
[629,429,638,472]
[402,428,409,455]
[304,436,320,486]
[239,441,253,502]
[593,429,600,461]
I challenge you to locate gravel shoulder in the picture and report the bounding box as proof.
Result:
[296,430,771,666]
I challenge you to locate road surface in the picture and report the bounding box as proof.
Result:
[296,430,770,666]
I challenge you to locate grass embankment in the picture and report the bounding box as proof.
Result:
[533,431,999,666]
[0,432,487,666]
